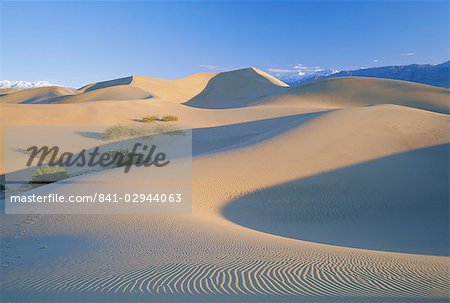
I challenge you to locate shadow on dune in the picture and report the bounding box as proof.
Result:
[80,76,133,93]
[222,144,449,256]
[0,111,328,205]
[75,111,328,156]
[192,111,327,155]
[184,67,288,109]
[76,131,103,140]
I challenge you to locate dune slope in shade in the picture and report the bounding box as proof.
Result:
[184,67,289,109]
[78,76,134,93]
[223,144,449,255]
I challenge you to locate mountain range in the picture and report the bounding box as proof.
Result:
[0,80,59,90]
[278,61,450,88]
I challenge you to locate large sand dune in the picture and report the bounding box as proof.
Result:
[52,85,152,103]
[76,73,219,104]
[184,67,289,108]
[1,68,449,302]
[0,86,76,104]
[259,77,450,114]
[223,143,449,255]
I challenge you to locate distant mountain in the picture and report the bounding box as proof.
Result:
[276,69,339,86]
[278,61,450,88]
[327,61,450,88]
[0,80,60,90]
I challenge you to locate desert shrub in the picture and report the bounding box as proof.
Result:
[161,115,178,122]
[142,115,159,123]
[153,124,184,135]
[30,165,70,184]
[102,125,155,140]
[102,124,182,140]
[102,125,131,140]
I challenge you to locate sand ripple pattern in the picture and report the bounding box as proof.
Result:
[3,254,449,300]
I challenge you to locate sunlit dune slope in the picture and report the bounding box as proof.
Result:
[258,77,450,114]
[53,85,152,103]
[0,86,76,104]
[193,104,448,213]
[66,72,218,103]
[77,73,219,103]
[0,88,21,96]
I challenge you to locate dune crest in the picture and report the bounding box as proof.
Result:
[183,67,289,109]
[128,72,217,103]
[77,76,133,93]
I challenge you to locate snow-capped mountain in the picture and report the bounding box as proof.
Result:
[267,66,339,86]
[275,61,450,88]
[0,80,59,90]
[325,61,450,88]
[278,69,339,86]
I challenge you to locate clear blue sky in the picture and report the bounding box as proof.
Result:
[1,1,448,87]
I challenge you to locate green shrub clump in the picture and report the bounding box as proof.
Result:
[161,115,178,122]
[141,115,159,123]
[30,165,70,184]
[102,124,182,140]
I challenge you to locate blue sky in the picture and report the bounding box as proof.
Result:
[1,1,448,87]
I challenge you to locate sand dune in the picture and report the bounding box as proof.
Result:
[0,86,75,104]
[77,73,219,103]
[1,68,449,302]
[4,71,447,112]
[184,67,289,108]
[0,88,20,96]
[193,105,449,233]
[223,143,449,255]
[258,77,450,114]
[130,73,218,103]
[0,73,218,104]
[52,86,152,104]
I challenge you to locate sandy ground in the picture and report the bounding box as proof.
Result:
[0,71,449,302]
